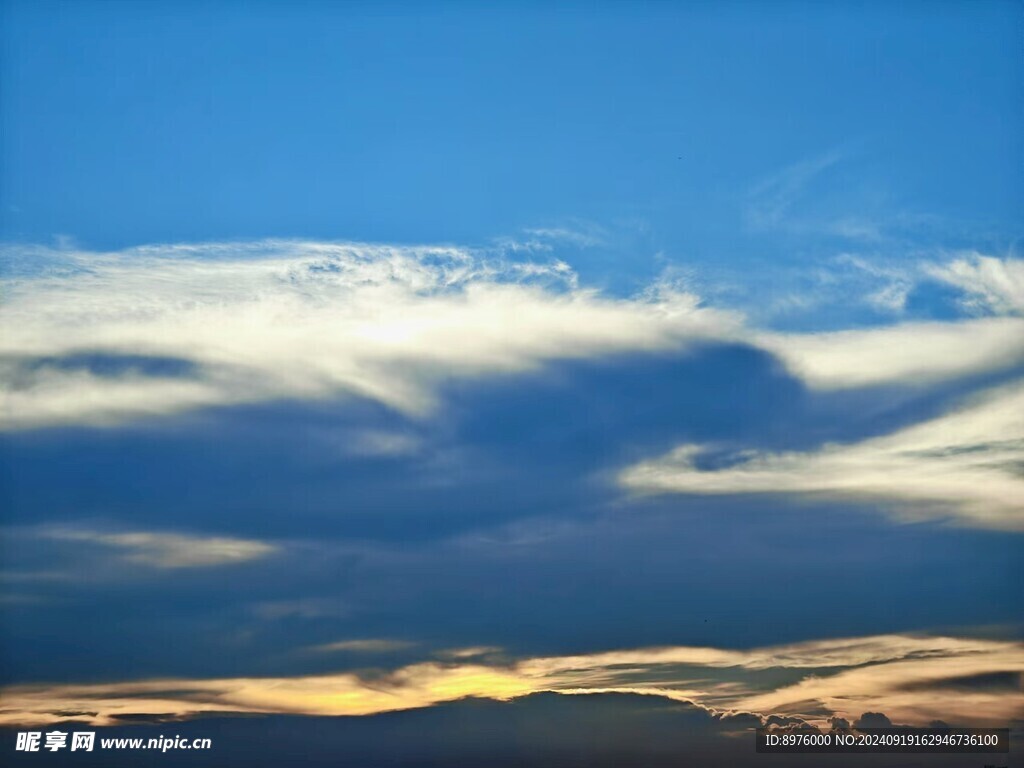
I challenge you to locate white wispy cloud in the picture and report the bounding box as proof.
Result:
[833,253,915,313]
[759,317,1024,390]
[926,252,1024,316]
[743,252,1024,387]
[745,251,1023,325]
[309,638,417,653]
[0,240,739,430]
[745,151,845,231]
[520,224,607,249]
[2,240,1023,436]
[38,526,277,568]
[620,382,1024,529]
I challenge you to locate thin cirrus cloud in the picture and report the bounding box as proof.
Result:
[310,639,417,654]
[2,240,1023,431]
[35,526,277,569]
[744,251,1024,324]
[620,382,1024,530]
[754,251,1024,385]
[925,251,1024,316]
[0,633,1019,728]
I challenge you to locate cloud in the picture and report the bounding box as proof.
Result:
[0,633,1019,728]
[620,382,1024,529]
[925,252,1024,316]
[3,241,1023,434]
[311,639,416,654]
[249,598,349,620]
[745,253,1024,330]
[736,638,1024,726]
[37,526,277,568]
[0,693,800,768]
[7,694,1005,768]
[437,646,505,659]
[0,240,739,430]
[520,224,607,249]
[517,634,1012,676]
[759,317,1024,390]
[745,151,844,231]
[833,253,915,314]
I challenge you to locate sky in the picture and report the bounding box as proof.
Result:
[1,1,1023,765]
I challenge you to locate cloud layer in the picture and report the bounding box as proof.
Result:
[35,527,277,569]
[760,317,1024,390]
[1,633,1019,728]
[621,382,1024,529]
[0,240,739,429]
[3,241,1023,431]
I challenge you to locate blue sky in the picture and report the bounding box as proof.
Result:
[1,1,1023,763]
[3,2,1021,260]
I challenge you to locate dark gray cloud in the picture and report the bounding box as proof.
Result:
[4,692,1015,768]
[897,671,1023,693]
